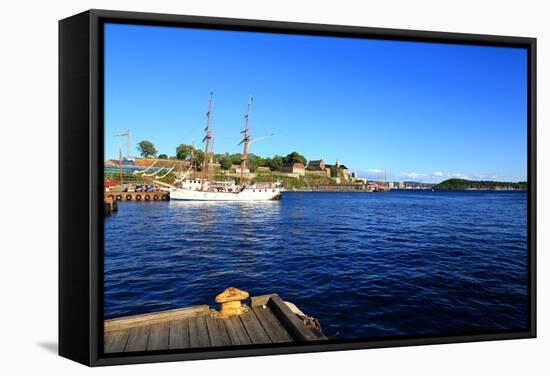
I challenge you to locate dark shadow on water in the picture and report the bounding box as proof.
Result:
[37,341,58,354]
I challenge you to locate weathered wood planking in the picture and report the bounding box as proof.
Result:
[250,294,276,307]
[240,309,271,344]
[147,322,170,351]
[267,295,320,341]
[168,319,190,350]
[224,316,252,346]
[124,325,151,352]
[104,305,209,333]
[252,306,293,343]
[104,329,129,353]
[104,295,325,353]
[188,316,210,348]
[206,317,232,347]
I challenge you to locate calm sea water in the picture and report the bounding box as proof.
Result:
[104,190,528,339]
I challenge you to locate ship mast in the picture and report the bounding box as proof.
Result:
[114,130,131,159]
[239,96,253,186]
[190,140,196,179]
[200,91,213,190]
[118,144,123,183]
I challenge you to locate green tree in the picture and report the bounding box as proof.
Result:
[176,144,194,160]
[268,155,284,171]
[248,154,259,172]
[219,156,232,170]
[158,153,168,159]
[229,153,243,165]
[283,151,307,166]
[261,157,271,168]
[137,140,157,158]
[433,178,527,191]
[195,149,205,170]
[256,156,267,167]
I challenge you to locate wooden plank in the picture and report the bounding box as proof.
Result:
[267,295,318,341]
[250,294,276,307]
[104,330,130,353]
[240,310,271,344]
[169,319,190,350]
[124,325,151,352]
[224,316,252,346]
[206,317,232,347]
[147,322,169,351]
[105,305,210,333]
[252,306,293,343]
[188,316,210,348]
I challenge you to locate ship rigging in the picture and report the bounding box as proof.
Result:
[169,92,281,201]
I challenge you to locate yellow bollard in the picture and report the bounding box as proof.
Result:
[215,287,249,318]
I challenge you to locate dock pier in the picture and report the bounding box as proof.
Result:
[105,191,170,202]
[312,183,369,192]
[104,288,325,353]
[103,197,118,216]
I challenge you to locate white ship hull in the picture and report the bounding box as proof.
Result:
[170,187,281,201]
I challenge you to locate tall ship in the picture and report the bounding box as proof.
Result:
[170,92,281,201]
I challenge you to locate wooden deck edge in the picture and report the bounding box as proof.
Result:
[250,294,276,307]
[267,295,320,341]
[104,304,210,333]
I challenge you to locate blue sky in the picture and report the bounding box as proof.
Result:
[104,23,527,183]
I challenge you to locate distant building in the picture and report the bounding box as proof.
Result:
[281,162,305,176]
[307,159,326,170]
[256,166,270,172]
[231,164,250,174]
[402,181,435,190]
[325,161,349,180]
[105,160,118,167]
[307,159,331,177]
[350,172,357,179]
[339,164,349,180]
[308,159,353,180]
[235,166,250,174]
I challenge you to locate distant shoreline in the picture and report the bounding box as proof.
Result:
[284,188,526,193]
[433,178,527,191]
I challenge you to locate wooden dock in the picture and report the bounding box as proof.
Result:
[312,183,370,192]
[103,196,118,216]
[104,293,325,353]
[105,191,170,202]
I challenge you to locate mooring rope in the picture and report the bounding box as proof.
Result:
[156,165,176,179]
[174,165,194,183]
[143,167,165,177]
[133,159,159,175]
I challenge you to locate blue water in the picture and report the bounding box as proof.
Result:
[104,191,528,339]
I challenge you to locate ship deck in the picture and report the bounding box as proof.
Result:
[104,294,325,353]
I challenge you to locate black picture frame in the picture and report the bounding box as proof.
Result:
[59,9,537,367]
